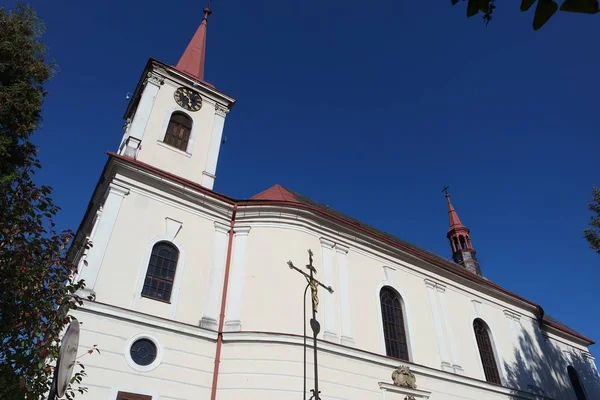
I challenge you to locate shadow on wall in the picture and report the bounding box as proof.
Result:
[503,325,600,399]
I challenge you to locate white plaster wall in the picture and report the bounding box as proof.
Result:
[93,188,219,326]
[77,186,599,399]
[237,227,323,334]
[135,80,216,184]
[231,221,599,398]
[216,339,539,400]
[71,308,215,400]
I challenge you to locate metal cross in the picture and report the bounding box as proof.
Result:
[287,249,334,400]
[442,185,450,196]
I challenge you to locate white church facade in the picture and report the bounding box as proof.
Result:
[70,7,599,400]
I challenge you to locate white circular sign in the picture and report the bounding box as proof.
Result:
[55,319,80,397]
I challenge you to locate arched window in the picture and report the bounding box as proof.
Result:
[163,112,192,152]
[141,241,179,302]
[473,318,501,385]
[568,366,587,400]
[459,235,467,249]
[380,286,410,361]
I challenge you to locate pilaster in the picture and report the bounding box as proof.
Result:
[200,221,230,330]
[78,183,129,296]
[320,237,339,343]
[201,103,229,189]
[424,279,452,372]
[436,283,462,373]
[122,71,164,158]
[224,226,252,332]
[335,244,354,346]
[504,309,528,369]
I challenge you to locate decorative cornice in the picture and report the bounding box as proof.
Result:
[424,279,446,292]
[215,103,229,117]
[424,279,437,290]
[76,300,217,342]
[378,382,431,400]
[435,283,446,294]
[504,309,521,322]
[214,221,230,234]
[319,237,335,249]
[234,226,251,236]
[147,71,165,87]
[107,182,130,198]
[335,243,349,254]
[221,331,552,400]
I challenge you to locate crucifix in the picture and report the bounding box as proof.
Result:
[287,249,334,400]
[442,185,450,196]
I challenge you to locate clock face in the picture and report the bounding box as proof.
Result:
[174,87,202,111]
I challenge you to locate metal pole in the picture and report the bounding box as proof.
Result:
[303,283,309,400]
[310,268,320,400]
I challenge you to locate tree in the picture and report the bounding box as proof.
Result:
[0,2,51,183]
[584,187,600,255]
[451,0,599,31]
[0,3,90,399]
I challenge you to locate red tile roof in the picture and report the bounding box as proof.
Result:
[251,184,299,202]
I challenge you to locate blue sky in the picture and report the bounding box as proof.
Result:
[11,1,599,345]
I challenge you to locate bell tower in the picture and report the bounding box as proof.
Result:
[443,188,481,276]
[117,6,235,190]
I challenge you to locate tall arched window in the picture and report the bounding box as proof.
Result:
[163,112,192,152]
[380,286,410,361]
[141,241,179,302]
[568,366,587,400]
[473,318,501,384]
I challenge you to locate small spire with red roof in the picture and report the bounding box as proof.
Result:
[442,186,481,276]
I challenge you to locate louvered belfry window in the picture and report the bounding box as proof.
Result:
[163,112,192,152]
[473,318,502,384]
[141,241,179,302]
[380,286,410,361]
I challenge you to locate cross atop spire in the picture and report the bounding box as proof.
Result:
[175,6,213,82]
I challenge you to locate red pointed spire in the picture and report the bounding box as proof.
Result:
[446,192,467,232]
[175,6,212,81]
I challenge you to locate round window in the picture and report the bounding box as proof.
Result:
[130,338,157,366]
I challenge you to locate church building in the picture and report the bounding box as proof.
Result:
[71,7,599,400]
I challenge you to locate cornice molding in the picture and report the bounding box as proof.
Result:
[234,203,542,318]
[319,237,335,249]
[214,221,230,234]
[234,226,251,236]
[221,331,553,400]
[335,243,349,254]
[146,71,165,87]
[378,382,431,399]
[76,300,217,342]
[215,103,229,117]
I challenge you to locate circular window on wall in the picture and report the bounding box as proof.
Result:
[130,338,157,366]
[125,333,163,372]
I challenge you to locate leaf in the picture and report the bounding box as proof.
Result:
[521,0,537,10]
[533,0,558,30]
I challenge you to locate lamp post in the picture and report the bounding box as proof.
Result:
[287,249,334,400]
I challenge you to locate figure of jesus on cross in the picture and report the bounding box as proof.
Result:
[287,249,334,400]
